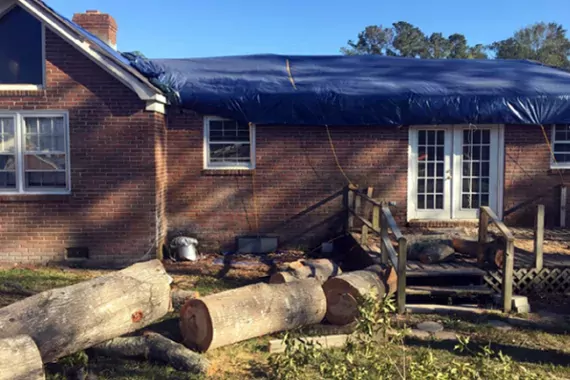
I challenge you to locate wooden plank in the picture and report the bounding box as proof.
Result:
[348,210,381,236]
[372,205,380,232]
[354,193,362,223]
[560,186,567,228]
[406,285,493,296]
[381,235,398,268]
[397,237,407,314]
[381,206,404,240]
[478,208,489,263]
[380,212,389,264]
[480,206,514,241]
[268,334,350,354]
[346,188,355,231]
[534,205,545,271]
[407,267,487,277]
[362,187,374,220]
[361,225,369,245]
[353,191,383,207]
[503,239,515,313]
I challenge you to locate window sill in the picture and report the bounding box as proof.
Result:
[201,169,255,176]
[0,193,71,202]
[549,167,570,174]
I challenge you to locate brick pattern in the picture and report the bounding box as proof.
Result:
[503,125,567,227]
[72,11,118,48]
[166,110,409,251]
[0,29,163,264]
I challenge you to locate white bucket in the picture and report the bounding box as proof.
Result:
[178,243,198,261]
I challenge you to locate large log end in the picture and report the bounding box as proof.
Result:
[180,299,213,352]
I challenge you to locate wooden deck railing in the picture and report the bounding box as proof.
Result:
[344,186,407,314]
[478,206,515,313]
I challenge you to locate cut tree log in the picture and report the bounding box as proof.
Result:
[180,279,327,352]
[323,265,387,325]
[452,238,505,268]
[269,258,341,284]
[92,332,209,374]
[171,289,200,311]
[418,243,455,264]
[0,335,45,380]
[0,260,171,363]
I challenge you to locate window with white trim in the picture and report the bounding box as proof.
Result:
[552,125,570,168]
[0,112,70,193]
[204,116,255,169]
[0,6,44,88]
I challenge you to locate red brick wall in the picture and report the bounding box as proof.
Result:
[503,125,567,227]
[0,29,164,264]
[166,110,409,251]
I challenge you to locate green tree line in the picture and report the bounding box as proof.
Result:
[342,21,570,68]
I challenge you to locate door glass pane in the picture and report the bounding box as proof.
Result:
[461,129,491,210]
[417,130,445,210]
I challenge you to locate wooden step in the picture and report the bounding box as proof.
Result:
[406,263,486,278]
[406,285,493,296]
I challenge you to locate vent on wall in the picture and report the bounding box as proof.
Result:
[236,236,278,254]
[66,247,89,260]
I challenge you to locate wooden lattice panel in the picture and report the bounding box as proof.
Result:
[484,268,570,295]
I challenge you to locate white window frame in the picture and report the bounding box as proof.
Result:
[0,110,71,194]
[0,2,46,91]
[551,125,570,169]
[203,116,256,170]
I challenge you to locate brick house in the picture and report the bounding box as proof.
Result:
[1,0,569,264]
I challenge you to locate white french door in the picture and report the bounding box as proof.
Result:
[408,125,503,220]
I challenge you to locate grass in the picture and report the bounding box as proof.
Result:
[1,266,569,379]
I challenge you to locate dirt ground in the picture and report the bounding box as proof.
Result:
[1,255,570,379]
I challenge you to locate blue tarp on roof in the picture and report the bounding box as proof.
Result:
[125,54,570,126]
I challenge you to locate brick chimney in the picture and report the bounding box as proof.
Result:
[72,10,118,49]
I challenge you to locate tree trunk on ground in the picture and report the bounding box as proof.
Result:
[0,335,44,380]
[323,265,387,325]
[269,258,342,284]
[92,332,209,374]
[418,244,455,264]
[171,289,200,311]
[0,260,171,363]
[180,279,327,352]
[452,238,505,268]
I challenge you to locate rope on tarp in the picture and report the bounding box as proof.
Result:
[325,125,355,187]
[285,59,297,90]
[540,124,565,186]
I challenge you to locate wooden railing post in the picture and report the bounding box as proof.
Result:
[534,205,545,271]
[561,186,567,228]
[503,238,515,313]
[380,213,389,264]
[477,208,489,264]
[346,187,355,233]
[397,237,407,314]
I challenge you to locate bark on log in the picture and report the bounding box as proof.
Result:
[0,335,45,380]
[323,265,387,325]
[171,289,200,311]
[0,260,171,363]
[180,279,327,352]
[92,332,209,374]
[269,258,341,284]
[419,244,455,264]
[452,238,505,268]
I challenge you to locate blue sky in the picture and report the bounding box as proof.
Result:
[48,0,570,58]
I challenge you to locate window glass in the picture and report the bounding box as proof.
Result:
[207,118,253,168]
[0,6,43,85]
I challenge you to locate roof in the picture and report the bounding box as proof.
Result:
[14,0,166,110]
[125,54,570,126]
